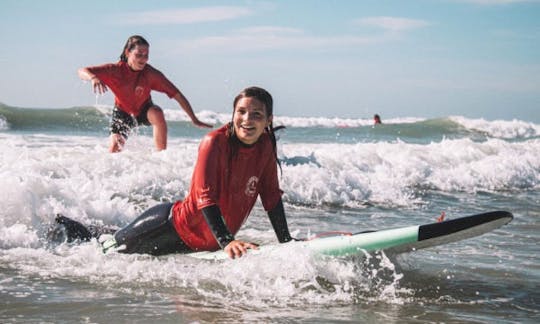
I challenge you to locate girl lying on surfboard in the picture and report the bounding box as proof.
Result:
[53,86,293,259]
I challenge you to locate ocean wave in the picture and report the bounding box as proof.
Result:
[279,137,540,208]
[1,133,537,221]
[1,103,538,142]
[0,103,108,132]
[450,116,540,139]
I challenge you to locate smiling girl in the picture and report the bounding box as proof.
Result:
[77,35,211,152]
[55,87,293,259]
[169,86,292,258]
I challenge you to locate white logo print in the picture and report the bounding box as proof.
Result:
[245,176,258,197]
[135,86,144,97]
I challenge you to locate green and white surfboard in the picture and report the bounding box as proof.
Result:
[189,211,513,261]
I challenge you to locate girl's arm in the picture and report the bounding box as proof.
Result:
[77,67,108,94]
[267,198,293,243]
[172,92,213,128]
[202,204,258,259]
[201,204,235,248]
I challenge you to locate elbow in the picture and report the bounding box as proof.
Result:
[77,67,89,79]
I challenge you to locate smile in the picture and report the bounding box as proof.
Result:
[240,125,255,131]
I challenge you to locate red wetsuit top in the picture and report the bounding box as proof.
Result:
[87,61,180,116]
[171,125,282,251]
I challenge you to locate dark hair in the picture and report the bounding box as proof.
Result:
[228,86,281,171]
[233,86,274,117]
[119,35,149,62]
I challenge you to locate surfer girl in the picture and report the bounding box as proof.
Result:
[77,35,212,153]
[55,86,293,259]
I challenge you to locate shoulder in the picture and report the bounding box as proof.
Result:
[144,64,165,76]
[199,125,229,150]
[89,62,121,72]
[258,132,273,151]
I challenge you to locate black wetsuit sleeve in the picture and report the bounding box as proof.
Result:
[268,199,293,243]
[201,205,235,249]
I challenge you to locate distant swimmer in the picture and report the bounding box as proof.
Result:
[78,35,212,153]
[51,87,293,259]
[373,114,382,125]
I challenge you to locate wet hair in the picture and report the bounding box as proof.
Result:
[227,86,281,171]
[119,35,150,62]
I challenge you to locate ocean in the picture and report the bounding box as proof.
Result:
[1,103,539,323]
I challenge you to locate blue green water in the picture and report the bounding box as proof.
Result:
[1,104,539,323]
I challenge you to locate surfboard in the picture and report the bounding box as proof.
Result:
[188,210,513,261]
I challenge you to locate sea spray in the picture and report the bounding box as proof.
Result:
[1,110,538,322]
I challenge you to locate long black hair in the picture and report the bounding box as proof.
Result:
[119,35,149,62]
[227,86,282,171]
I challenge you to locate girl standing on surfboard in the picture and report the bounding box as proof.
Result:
[77,35,212,153]
[55,86,293,259]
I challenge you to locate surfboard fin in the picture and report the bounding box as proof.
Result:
[437,211,446,222]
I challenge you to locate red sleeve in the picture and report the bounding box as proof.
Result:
[147,65,180,98]
[192,133,223,210]
[86,63,118,87]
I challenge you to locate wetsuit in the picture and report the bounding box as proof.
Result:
[54,125,292,255]
[172,125,292,251]
[87,61,180,137]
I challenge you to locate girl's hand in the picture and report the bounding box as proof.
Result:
[192,118,213,129]
[224,240,259,259]
[91,77,108,95]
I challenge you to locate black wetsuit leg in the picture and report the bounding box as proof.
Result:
[113,203,192,256]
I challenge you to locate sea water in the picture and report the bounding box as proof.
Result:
[0,103,539,323]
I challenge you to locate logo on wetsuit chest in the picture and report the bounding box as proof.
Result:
[135,86,144,97]
[245,176,259,197]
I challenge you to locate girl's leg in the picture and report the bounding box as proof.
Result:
[109,133,125,153]
[112,203,191,255]
[147,106,167,151]
[109,107,133,153]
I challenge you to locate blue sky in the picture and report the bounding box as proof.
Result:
[1,0,539,121]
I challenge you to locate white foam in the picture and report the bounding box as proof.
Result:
[0,240,410,306]
[0,224,40,249]
[1,131,537,246]
[0,126,533,307]
[279,137,540,207]
[451,116,540,139]
[0,115,9,130]
[160,107,422,128]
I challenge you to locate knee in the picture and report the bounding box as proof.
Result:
[148,106,166,126]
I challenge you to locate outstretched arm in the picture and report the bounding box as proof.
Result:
[77,67,108,95]
[267,198,293,243]
[172,92,213,128]
[201,205,258,259]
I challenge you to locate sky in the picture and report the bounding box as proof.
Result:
[1,0,539,121]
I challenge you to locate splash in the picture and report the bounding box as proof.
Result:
[0,236,413,307]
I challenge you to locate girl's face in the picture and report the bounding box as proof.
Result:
[126,45,149,71]
[233,97,272,145]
